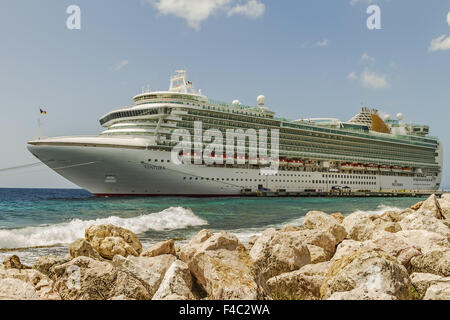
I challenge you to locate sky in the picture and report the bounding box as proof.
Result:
[0,0,449,189]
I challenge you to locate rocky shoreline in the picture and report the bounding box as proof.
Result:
[1,194,449,300]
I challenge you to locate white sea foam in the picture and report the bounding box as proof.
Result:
[348,205,403,216]
[231,217,306,244]
[0,207,208,249]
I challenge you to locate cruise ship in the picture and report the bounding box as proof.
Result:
[27,71,443,196]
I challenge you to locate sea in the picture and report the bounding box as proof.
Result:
[0,188,426,265]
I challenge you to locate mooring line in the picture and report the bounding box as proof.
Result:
[0,162,43,172]
[0,161,101,176]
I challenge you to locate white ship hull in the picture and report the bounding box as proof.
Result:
[28,137,440,196]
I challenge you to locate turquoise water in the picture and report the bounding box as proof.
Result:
[0,188,425,264]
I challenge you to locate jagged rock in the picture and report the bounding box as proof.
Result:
[369,231,422,267]
[410,249,450,277]
[69,238,102,260]
[142,240,176,258]
[320,249,413,300]
[0,266,59,300]
[53,256,150,300]
[423,279,450,300]
[2,255,31,270]
[249,228,311,280]
[333,233,421,268]
[0,278,38,300]
[246,235,259,251]
[303,211,347,244]
[108,295,136,300]
[411,201,424,211]
[417,194,444,220]
[307,245,330,264]
[399,212,450,241]
[331,213,345,224]
[410,272,444,299]
[394,230,449,254]
[439,196,450,219]
[327,287,397,300]
[343,212,403,241]
[111,269,152,300]
[381,210,410,223]
[280,225,304,232]
[373,219,402,234]
[179,229,214,262]
[33,255,71,280]
[266,262,330,300]
[296,229,338,256]
[180,230,260,300]
[342,212,377,241]
[153,260,195,300]
[100,236,139,260]
[85,224,142,259]
[332,240,368,262]
[112,254,176,298]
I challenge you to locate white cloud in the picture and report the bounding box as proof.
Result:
[347,69,390,89]
[429,34,450,52]
[347,72,358,80]
[144,0,265,31]
[360,69,390,89]
[228,0,265,19]
[315,39,329,47]
[350,0,392,6]
[361,52,375,64]
[428,12,450,52]
[350,0,376,6]
[112,60,129,72]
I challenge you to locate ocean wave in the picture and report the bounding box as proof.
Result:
[348,204,403,216]
[0,207,208,249]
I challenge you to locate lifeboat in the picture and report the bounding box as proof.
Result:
[260,157,268,164]
[193,152,202,162]
[380,165,391,172]
[304,160,314,167]
[392,166,403,173]
[203,153,213,163]
[402,167,412,173]
[280,158,288,167]
[236,155,246,163]
[288,159,303,167]
[341,163,353,170]
[367,164,379,171]
[352,163,364,171]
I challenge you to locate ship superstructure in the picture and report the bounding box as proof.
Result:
[28,71,443,196]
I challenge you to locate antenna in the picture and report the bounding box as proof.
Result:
[37,118,41,140]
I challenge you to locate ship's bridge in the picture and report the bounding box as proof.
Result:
[134,70,207,107]
[133,91,208,107]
